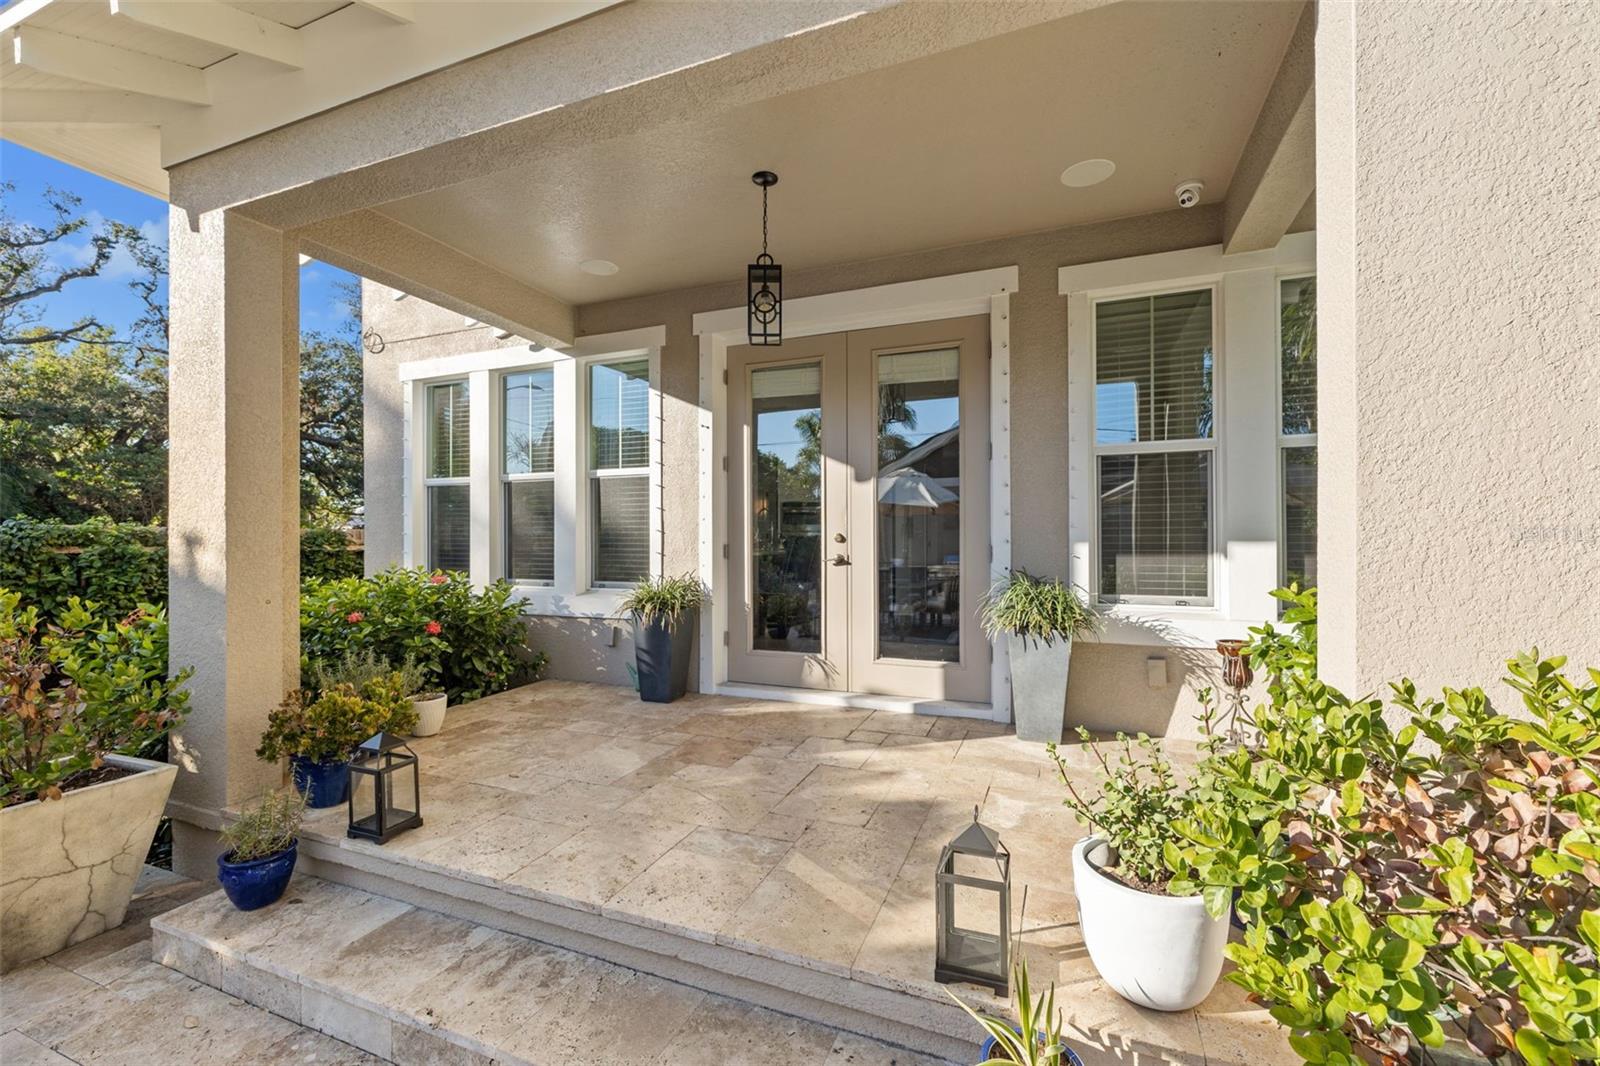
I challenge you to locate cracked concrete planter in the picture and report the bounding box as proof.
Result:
[0,753,176,972]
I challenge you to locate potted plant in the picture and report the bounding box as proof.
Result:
[618,573,706,704]
[0,592,191,972]
[217,788,305,911]
[981,570,1096,743]
[949,957,1084,1065]
[1048,731,1227,1011]
[313,650,444,738]
[257,670,416,808]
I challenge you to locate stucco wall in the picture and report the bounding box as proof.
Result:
[1316,0,1600,704]
[366,205,1261,737]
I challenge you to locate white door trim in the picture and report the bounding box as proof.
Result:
[695,266,1017,722]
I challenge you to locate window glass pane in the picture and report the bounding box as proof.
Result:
[751,363,822,654]
[504,369,555,475]
[427,484,470,572]
[1095,290,1214,444]
[876,348,960,662]
[1098,451,1211,603]
[589,360,650,470]
[505,480,554,584]
[428,382,470,479]
[592,475,648,585]
[1281,276,1316,435]
[1282,447,1317,589]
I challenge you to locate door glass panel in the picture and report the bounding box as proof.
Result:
[876,348,960,662]
[751,364,823,654]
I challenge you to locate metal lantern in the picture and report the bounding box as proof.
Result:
[747,170,782,345]
[934,807,1011,996]
[1214,638,1254,747]
[347,732,423,844]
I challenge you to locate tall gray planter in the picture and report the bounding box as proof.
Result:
[1007,634,1073,743]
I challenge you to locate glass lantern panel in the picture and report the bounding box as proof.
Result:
[349,764,379,832]
[385,755,420,823]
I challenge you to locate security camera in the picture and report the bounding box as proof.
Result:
[1175,181,1204,209]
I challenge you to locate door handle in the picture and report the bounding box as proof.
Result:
[831,554,851,566]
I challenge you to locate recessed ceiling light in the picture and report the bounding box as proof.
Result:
[1060,159,1116,188]
[580,259,619,276]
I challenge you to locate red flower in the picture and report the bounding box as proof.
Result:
[346,611,364,624]
[425,620,442,636]
[429,573,448,585]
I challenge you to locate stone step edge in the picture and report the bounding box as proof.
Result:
[296,843,981,1062]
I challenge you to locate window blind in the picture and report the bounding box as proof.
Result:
[592,476,649,585]
[505,480,555,583]
[1097,451,1211,602]
[1282,448,1317,589]
[427,484,470,572]
[504,369,555,475]
[1280,277,1317,436]
[428,382,470,479]
[590,360,650,470]
[1094,291,1214,445]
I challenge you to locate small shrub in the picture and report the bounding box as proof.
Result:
[300,568,538,703]
[619,573,707,627]
[256,677,416,765]
[949,957,1072,1065]
[0,589,190,807]
[309,648,428,698]
[0,517,166,626]
[300,525,363,582]
[221,789,305,862]
[980,570,1096,646]
[1047,730,1187,893]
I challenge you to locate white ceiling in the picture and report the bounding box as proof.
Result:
[374,0,1305,305]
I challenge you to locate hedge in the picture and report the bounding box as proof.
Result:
[0,518,364,622]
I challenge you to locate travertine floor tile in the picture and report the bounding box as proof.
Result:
[508,814,697,905]
[770,763,897,828]
[406,812,576,881]
[607,826,791,934]
[648,996,841,1065]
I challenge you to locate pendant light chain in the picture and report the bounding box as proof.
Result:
[762,182,769,258]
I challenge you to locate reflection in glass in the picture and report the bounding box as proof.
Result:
[1094,290,1213,445]
[1097,451,1211,604]
[876,349,960,662]
[751,364,822,654]
[1283,447,1317,590]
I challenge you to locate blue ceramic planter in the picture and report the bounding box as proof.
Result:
[290,755,350,808]
[217,842,297,911]
[979,1031,1083,1066]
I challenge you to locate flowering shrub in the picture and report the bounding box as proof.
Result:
[0,589,190,806]
[300,568,542,703]
[256,674,416,764]
[1166,588,1600,1066]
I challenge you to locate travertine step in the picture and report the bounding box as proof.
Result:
[150,876,960,1066]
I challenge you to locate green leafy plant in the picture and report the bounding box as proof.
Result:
[1047,729,1187,892]
[256,675,416,765]
[310,648,430,699]
[949,958,1072,1065]
[619,573,707,627]
[220,789,305,862]
[300,568,542,703]
[0,589,190,806]
[1164,589,1600,1066]
[299,524,364,582]
[980,570,1096,647]
[0,518,166,628]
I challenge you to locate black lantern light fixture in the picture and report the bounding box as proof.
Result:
[347,731,423,844]
[934,807,1012,996]
[747,170,782,346]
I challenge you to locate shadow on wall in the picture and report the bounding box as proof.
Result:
[526,616,638,689]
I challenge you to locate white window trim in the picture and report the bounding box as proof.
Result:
[399,326,666,619]
[500,366,557,588]
[582,355,656,590]
[1061,233,1315,646]
[420,380,470,572]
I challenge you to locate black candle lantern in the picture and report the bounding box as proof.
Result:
[747,170,782,346]
[934,807,1012,996]
[347,732,423,844]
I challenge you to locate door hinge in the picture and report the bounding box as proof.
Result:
[722,369,729,385]
[987,442,993,461]
[721,543,729,559]
[722,630,730,646]
[722,456,729,472]
[988,544,994,562]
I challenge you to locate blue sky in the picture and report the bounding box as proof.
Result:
[0,140,359,343]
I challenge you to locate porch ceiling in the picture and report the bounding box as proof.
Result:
[373,0,1305,305]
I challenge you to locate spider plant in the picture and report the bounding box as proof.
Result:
[948,957,1076,1066]
[618,573,708,627]
[979,570,1096,647]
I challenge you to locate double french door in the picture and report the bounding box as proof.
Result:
[727,315,990,702]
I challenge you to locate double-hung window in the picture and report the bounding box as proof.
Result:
[587,359,651,587]
[1279,276,1317,590]
[503,368,556,584]
[1092,289,1216,606]
[425,381,471,573]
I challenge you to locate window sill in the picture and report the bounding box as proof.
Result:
[510,586,630,620]
[1091,605,1269,648]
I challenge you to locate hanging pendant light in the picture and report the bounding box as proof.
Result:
[747,170,782,346]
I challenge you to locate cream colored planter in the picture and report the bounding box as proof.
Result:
[1071,837,1227,1011]
[410,694,448,737]
[1,754,177,972]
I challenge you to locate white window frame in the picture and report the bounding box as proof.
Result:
[421,379,470,573]
[1277,272,1318,589]
[1088,284,1221,609]
[500,366,557,588]
[1061,233,1315,645]
[582,356,656,590]
[399,326,666,618]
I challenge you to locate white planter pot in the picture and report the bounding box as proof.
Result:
[0,754,177,972]
[1071,837,1227,1011]
[1007,634,1072,743]
[410,694,448,737]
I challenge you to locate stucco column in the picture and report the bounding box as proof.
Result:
[166,207,300,879]
[1315,1,1599,699]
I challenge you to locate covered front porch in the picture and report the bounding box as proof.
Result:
[250,681,1284,1064]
